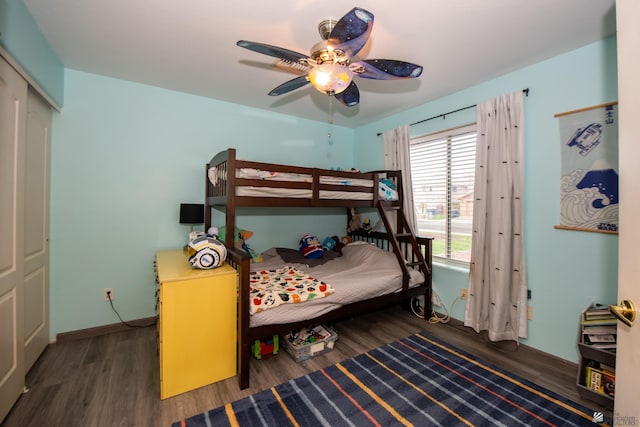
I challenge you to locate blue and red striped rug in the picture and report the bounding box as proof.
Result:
[173,332,606,426]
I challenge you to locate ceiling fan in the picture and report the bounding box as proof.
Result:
[236,7,423,107]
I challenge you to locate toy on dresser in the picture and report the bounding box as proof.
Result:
[187,228,227,269]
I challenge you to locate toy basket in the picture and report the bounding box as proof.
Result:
[283,324,338,362]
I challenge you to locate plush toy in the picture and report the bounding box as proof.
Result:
[347,208,361,232]
[216,226,254,248]
[323,235,345,255]
[242,239,263,263]
[206,226,220,238]
[299,234,324,259]
[215,225,263,262]
[322,236,336,251]
[341,235,352,245]
[361,217,372,232]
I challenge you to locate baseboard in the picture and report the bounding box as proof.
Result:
[56,316,157,343]
[435,311,579,370]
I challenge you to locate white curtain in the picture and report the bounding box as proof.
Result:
[464,91,528,342]
[383,124,417,232]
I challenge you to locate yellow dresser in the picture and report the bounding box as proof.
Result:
[155,249,237,399]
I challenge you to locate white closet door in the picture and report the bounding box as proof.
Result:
[23,87,51,371]
[0,57,27,422]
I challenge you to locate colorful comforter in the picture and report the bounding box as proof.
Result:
[249,266,334,314]
[249,243,425,327]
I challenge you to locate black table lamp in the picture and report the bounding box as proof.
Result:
[179,203,204,233]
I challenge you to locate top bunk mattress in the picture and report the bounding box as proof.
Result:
[248,242,424,328]
[208,166,399,201]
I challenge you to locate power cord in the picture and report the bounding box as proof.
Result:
[411,293,520,352]
[410,293,464,324]
[105,291,157,328]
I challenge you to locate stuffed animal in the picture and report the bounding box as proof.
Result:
[299,234,324,259]
[216,226,253,248]
[215,225,263,262]
[323,235,345,255]
[361,217,372,232]
[347,208,361,232]
[322,236,336,251]
[242,240,264,263]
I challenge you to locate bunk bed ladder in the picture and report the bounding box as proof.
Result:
[376,201,432,290]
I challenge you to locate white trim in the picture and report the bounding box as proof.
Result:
[0,46,61,111]
[411,123,477,145]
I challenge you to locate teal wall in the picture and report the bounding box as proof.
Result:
[50,70,354,335]
[354,37,619,362]
[0,0,64,105]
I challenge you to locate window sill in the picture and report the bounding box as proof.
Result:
[432,260,469,274]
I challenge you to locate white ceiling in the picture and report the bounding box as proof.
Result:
[24,0,616,128]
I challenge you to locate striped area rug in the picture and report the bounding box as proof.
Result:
[173,332,605,426]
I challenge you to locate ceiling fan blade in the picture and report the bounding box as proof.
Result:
[334,81,360,107]
[352,59,423,80]
[237,40,308,63]
[274,59,310,75]
[328,7,374,58]
[268,76,310,96]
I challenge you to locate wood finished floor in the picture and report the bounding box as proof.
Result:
[2,305,610,427]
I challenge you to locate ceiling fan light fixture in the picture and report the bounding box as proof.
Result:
[308,63,353,95]
[237,7,422,107]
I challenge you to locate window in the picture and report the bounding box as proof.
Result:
[410,124,476,263]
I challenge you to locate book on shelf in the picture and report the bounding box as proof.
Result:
[584,303,612,318]
[581,324,617,334]
[585,333,615,343]
[585,362,615,397]
[599,362,615,372]
[581,330,616,350]
[581,302,616,325]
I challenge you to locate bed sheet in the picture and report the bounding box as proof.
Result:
[236,187,373,200]
[237,168,374,187]
[248,242,424,327]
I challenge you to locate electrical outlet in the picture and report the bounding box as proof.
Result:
[527,304,533,320]
[460,288,468,300]
[431,292,442,307]
[103,288,114,302]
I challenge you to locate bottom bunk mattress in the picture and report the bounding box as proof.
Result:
[248,242,424,328]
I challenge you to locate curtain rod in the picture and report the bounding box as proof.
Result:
[376,88,529,136]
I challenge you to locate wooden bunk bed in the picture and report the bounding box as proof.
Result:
[205,148,432,390]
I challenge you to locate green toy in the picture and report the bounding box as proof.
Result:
[252,335,279,359]
[217,225,263,262]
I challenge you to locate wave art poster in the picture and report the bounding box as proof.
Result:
[555,102,618,234]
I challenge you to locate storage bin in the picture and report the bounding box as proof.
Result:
[283,324,338,362]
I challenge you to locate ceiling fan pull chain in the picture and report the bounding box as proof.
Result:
[327,95,334,146]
